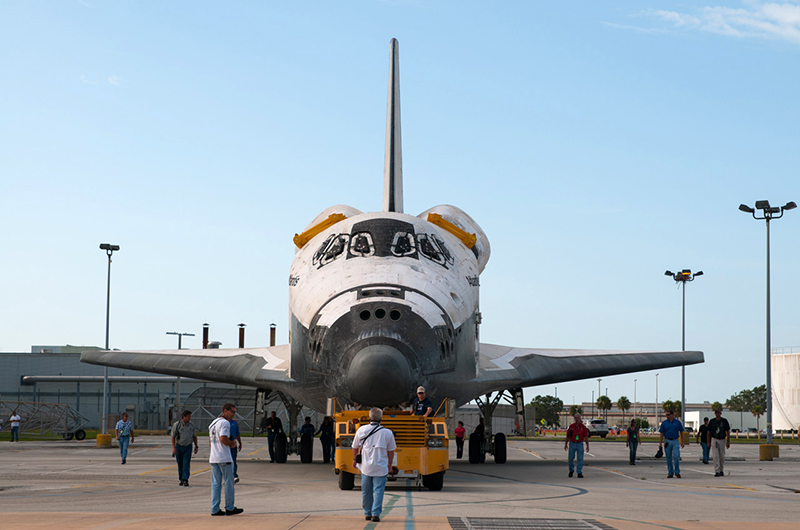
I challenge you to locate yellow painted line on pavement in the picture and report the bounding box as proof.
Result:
[191,467,211,476]
[246,447,264,456]
[138,464,177,475]
[725,482,756,491]
[515,447,545,459]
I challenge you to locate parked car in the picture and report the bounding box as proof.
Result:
[585,418,609,438]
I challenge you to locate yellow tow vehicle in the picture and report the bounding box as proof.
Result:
[333,409,449,490]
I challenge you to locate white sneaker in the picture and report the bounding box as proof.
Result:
[234,476,239,483]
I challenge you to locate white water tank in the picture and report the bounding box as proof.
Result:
[772,348,800,431]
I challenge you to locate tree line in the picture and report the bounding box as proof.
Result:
[526,384,767,429]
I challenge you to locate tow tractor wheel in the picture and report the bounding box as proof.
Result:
[422,471,444,491]
[75,429,86,441]
[300,433,313,463]
[62,432,74,441]
[275,432,288,463]
[493,432,507,464]
[468,433,482,464]
[338,470,355,490]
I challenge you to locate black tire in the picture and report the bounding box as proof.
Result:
[494,432,507,464]
[275,432,288,463]
[423,471,444,491]
[62,432,74,441]
[600,433,607,439]
[468,433,482,464]
[75,429,86,441]
[338,470,355,490]
[300,433,313,463]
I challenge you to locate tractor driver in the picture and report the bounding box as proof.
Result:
[413,387,433,417]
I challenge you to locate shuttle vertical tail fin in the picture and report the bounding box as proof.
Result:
[383,38,403,213]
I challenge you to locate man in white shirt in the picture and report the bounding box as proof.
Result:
[208,403,243,516]
[352,408,396,523]
[9,410,21,442]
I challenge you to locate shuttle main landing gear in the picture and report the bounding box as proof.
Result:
[469,388,524,464]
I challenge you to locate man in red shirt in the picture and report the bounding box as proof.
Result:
[564,413,590,478]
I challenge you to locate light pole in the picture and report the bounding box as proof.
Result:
[665,268,703,426]
[634,379,637,422]
[739,200,796,445]
[655,372,659,427]
[99,243,120,435]
[166,332,195,410]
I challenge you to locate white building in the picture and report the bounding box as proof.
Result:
[773,347,800,431]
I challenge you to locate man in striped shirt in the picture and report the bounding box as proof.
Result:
[115,412,134,464]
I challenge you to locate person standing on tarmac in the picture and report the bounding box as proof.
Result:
[707,409,731,477]
[697,416,710,465]
[172,410,199,486]
[209,403,243,516]
[115,412,134,464]
[564,413,589,478]
[263,411,283,463]
[316,416,335,464]
[455,421,466,459]
[230,417,243,483]
[625,419,639,465]
[413,387,433,417]
[658,410,685,478]
[9,410,21,442]
[352,407,396,523]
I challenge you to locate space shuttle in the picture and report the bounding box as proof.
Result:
[82,39,702,419]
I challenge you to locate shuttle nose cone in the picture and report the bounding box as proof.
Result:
[348,345,412,407]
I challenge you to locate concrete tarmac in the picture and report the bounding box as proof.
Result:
[1,436,799,529]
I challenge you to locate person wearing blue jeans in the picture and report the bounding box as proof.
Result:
[564,413,590,478]
[230,419,242,482]
[697,417,710,465]
[352,407,396,523]
[9,410,21,442]
[172,410,199,486]
[263,411,283,463]
[209,403,243,516]
[626,419,639,465]
[658,410,685,478]
[211,462,235,514]
[361,475,387,518]
[115,413,134,464]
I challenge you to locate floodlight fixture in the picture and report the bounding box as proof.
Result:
[739,204,755,213]
[784,201,797,211]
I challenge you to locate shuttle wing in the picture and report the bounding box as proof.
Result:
[474,343,703,388]
[80,346,294,388]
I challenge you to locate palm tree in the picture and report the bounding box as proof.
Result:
[568,404,583,416]
[617,396,631,428]
[751,405,764,437]
[596,395,612,420]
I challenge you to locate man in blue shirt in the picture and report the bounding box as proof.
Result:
[658,410,685,478]
[230,418,242,483]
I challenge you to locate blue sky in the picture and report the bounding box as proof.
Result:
[2,1,799,408]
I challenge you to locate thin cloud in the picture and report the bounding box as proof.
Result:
[80,75,96,84]
[77,0,90,7]
[108,75,122,86]
[649,2,800,44]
